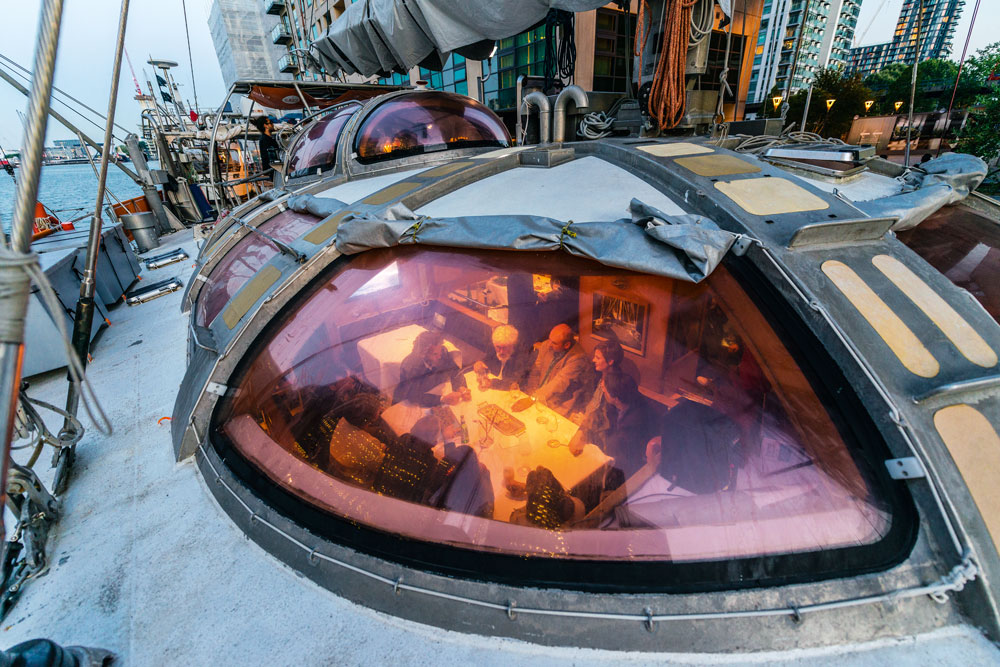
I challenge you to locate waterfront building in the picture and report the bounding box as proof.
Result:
[848,0,965,79]
[208,0,292,87]
[747,0,861,106]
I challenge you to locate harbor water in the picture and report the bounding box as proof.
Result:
[0,162,150,237]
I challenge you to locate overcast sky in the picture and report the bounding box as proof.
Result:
[0,0,997,153]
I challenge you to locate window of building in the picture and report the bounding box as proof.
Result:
[592,8,638,93]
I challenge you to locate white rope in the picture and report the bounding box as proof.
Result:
[577,111,615,139]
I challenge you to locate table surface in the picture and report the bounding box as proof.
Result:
[381,371,610,521]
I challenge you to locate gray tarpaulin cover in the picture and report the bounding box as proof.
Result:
[286,194,348,218]
[857,153,987,231]
[334,198,737,283]
[315,0,716,77]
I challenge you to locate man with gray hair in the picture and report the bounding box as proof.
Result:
[474,324,532,390]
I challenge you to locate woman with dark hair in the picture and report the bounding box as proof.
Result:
[569,339,627,452]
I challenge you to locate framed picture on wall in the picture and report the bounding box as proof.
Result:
[591,292,649,356]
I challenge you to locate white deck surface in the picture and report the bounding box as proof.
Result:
[417,156,687,221]
[4,229,999,665]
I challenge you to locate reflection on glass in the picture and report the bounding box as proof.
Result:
[216,247,891,563]
[284,103,361,178]
[196,209,320,327]
[354,91,510,163]
[897,206,1000,324]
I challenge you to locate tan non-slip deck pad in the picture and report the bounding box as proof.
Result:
[715,177,829,216]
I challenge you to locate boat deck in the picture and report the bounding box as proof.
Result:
[3,229,999,664]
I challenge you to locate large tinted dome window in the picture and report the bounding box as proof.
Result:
[215,247,896,571]
[354,91,510,163]
[284,103,361,178]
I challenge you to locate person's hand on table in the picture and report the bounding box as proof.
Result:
[460,386,472,401]
[645,436,662,468]
[473,360,488,374]
[568,430,585,456]
[442,421,461,444]
[442,391,463,405]
[569,411,584,425]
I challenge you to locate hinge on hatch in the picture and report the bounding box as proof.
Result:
[885,457,925,480]
[205,382,228,397]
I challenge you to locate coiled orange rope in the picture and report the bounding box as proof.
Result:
[636,0,698,130]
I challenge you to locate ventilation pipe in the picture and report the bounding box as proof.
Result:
[519,91,551,145]
[553,85,589,143]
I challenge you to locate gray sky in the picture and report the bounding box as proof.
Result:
[0,0,226,153]
[1,0,997,153]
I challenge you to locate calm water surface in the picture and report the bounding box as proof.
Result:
[0,162,152,236]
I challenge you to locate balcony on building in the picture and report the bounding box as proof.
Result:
[272,23,293,45]
[279,52,299,74]
[264,0,286,15]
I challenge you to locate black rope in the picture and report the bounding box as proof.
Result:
[543,9,576,93]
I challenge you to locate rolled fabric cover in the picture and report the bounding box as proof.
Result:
[856,153,987,231]
[334,199,738,284]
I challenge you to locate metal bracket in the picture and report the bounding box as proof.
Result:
[885,457,925,480]
[205,382,228,397]
[731,235,754,256]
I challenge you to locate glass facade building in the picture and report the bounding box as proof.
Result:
[747,0,860,106]
[848,0,965,79]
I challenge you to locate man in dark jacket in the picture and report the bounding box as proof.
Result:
[393,330,467,407]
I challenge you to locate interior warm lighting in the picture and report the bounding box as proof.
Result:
[216,246,892,566]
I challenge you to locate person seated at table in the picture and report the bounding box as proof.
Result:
[473,324,532,390]
[600,400,744,529]
[524,323,592,416]
[393,330,468,407]
[400,415,494,518]
[599,372,659,480]
[569,339,628,448]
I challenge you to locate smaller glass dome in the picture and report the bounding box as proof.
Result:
[284,103,362,178]
[354,91,510,164]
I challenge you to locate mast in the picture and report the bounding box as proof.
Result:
[903,0,924,167]
[62,0,131,441]
[0,0,66,542]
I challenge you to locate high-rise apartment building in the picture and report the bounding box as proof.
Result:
[748,0,861,106]
[208,0,293,87]
[848,0,965,79]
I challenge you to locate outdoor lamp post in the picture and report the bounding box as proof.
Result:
[826,98,836,111]
[865,100,874,113]
[895,100,904,112]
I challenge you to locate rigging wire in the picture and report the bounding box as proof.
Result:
[180,0,200,117]
[0,54,131,138]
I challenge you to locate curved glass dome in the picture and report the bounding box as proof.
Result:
[354,91,510,164]
[213,246,907,586]
[284,103,362,179]
[196,209,320,327]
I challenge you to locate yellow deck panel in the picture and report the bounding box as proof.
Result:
[934,404,1000,549]
[676,154,761,177]
[636,142,714,157]
[223,265,282,329]
[361,181,421,205]
[715,177,829,216]
[419,161,474,178]
[822,260,939,377]
[873,255,997,368]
